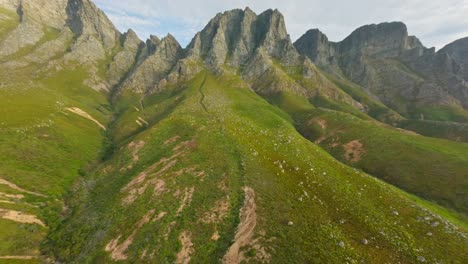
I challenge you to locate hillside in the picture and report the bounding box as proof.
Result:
[0,1,466,263]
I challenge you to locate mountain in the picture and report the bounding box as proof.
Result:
[0,1,467,263]
[295,22,468,124]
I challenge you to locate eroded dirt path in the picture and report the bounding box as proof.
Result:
[0,178,47,197]
[0,208,45,227]
[65,107,106,130]
[0,256,36,260]
[105,209,155,260]
[198,73,209,113]
[222,187,257,264]
[175,231,193,264]
[176,187,195,216]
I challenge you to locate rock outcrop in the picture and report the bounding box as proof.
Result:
[440,37,468,81]
[294,29,341,74]
[107,29,144,87]
[120,34,183,94]
[186,8,300,68]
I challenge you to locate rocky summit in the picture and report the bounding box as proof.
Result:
[0,0,467,263]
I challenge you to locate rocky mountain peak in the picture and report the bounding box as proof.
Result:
[339,22,424,57]
[122,29,142,49]
[158,33,183,59]
[186,8,298,67]
[294,28,338,67]
[118,32,183,95]
[438,37,468,80]
[66,0,119,49]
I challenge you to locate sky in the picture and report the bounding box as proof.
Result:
[94,0,468,50]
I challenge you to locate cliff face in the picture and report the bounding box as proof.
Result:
[440,37,468,80]
[295,22,468,120]
[120,34,183,94]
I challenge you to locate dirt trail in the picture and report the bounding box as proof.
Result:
[0,208,45,227]
[0,178,47,197]
[175,231,193,264]
[0,192,24,199]
[65,107,106,130]
[0,256,36,259]
[222,187,257,264]
[198,73,209,113]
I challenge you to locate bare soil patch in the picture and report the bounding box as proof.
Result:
[0,208,45,227]
[105,209,155,260]
[176,187,194,216]
[201,197,230,223]
[222,187,257,264]
[153,212,167,222]
[0,256,36,260]
[65,107,106,130]
[121,140,194,205]
[0,192,24,199]
[343,140,365,162]
[309,118,327,130]
[175,231,193,264]
[0,178,46,197]
[128,141,145,165]
[164,221,177,240]
[211,230,220,241]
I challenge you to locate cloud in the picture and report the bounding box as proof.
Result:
[94,0,468,49]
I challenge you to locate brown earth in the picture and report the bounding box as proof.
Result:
[343,140,365,162]
[175,231,193,264]
[65,107,106,130]
[222,187,257,264]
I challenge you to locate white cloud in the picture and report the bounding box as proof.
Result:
[94,0,468,49]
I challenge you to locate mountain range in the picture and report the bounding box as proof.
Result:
[0,0,466,263]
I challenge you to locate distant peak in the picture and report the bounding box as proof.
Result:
[303,28,328,38]
[164,33,176,40]
[149,35,160,43]
[66,0,119,48]
[260,8,283,17]
[123,29,140,43]
[350,21,408,38]
[244,6,254,13]
[161,33,181,47]
[126,28,137,36]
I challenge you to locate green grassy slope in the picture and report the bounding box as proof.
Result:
[45,72,467,263]
[321,73,405,124]
[286,102,468,215]
[0,60,110,262]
